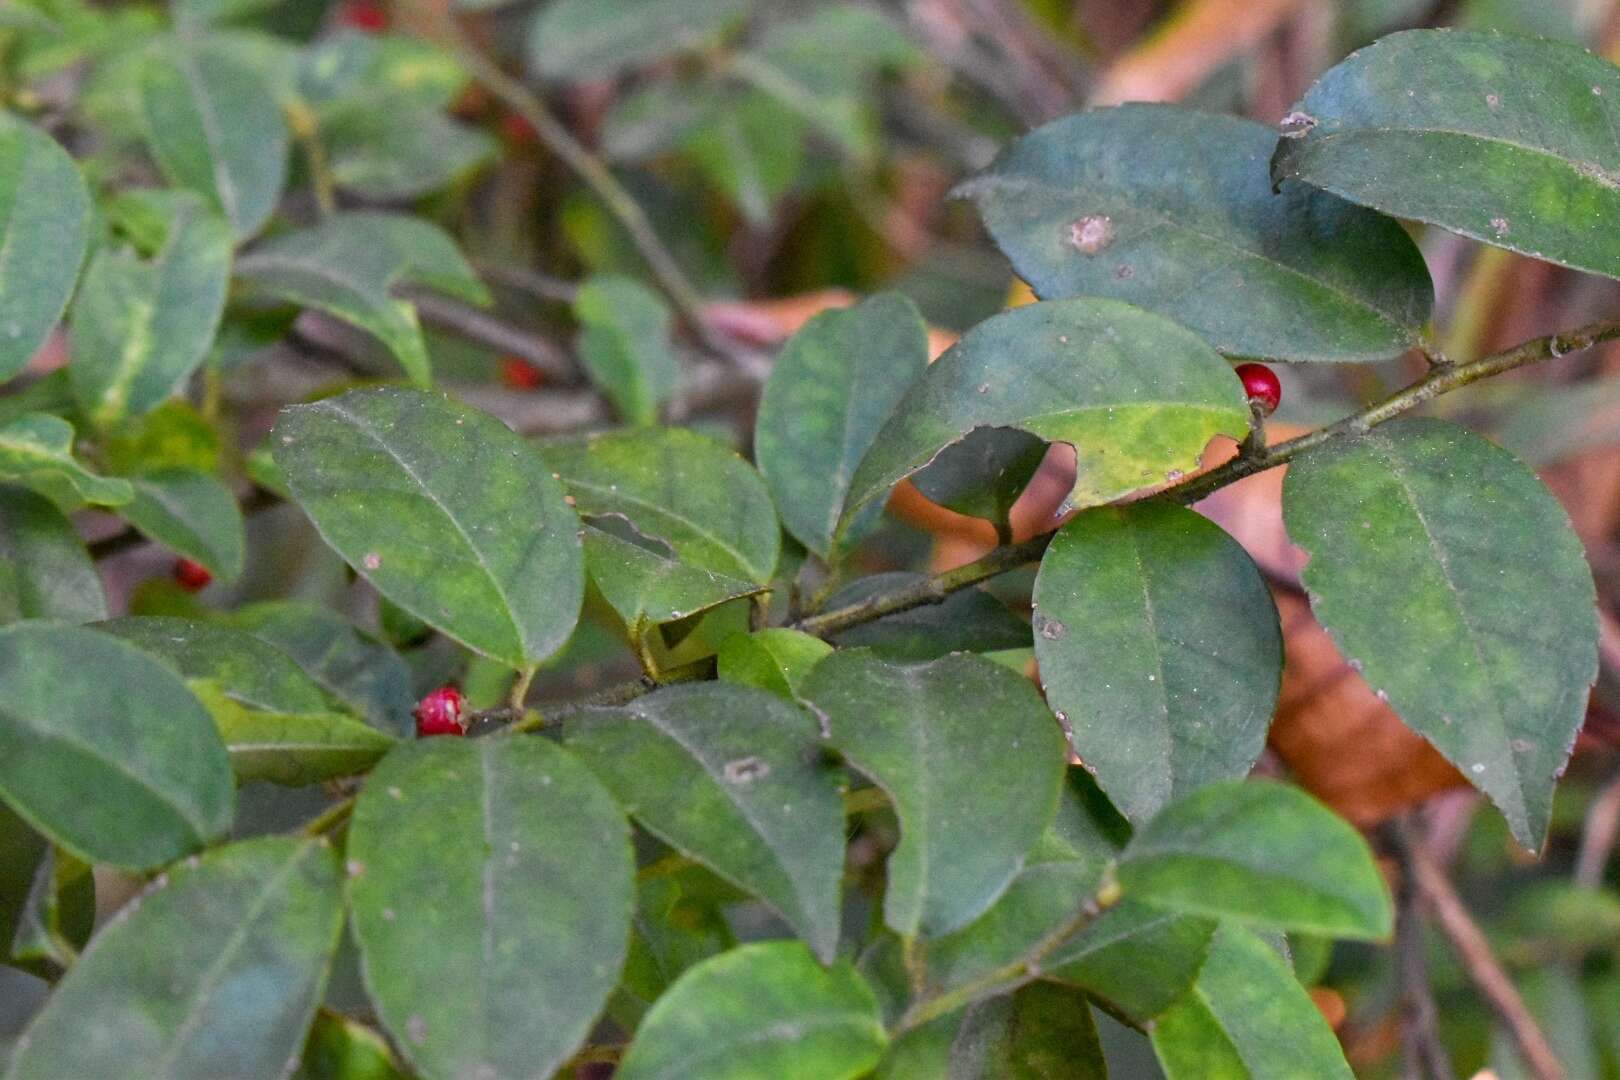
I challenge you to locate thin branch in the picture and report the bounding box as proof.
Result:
[1574,768,1620,890]
[1389,818,1457,1080]
[300,795,356,838]
[475,262,580,305]
[405,289,578,385]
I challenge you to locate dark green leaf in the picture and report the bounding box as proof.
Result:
[960,103,1431,362]
[566,682,846,960]
[840,299,1249,538]
[5,837,344,1080]
[97,616,337,715]
[613,876,734,1031]
[1118,780,1392,939]
[573,275,680,426]
[9,846,94,976]
[584,525,765,628]
[0,623,232,869]
[528,0,750,81]
[0,115,91,382]
[823,572,1030,661]
[117,469,245,581]
[616,940,887,1080]
[959,982,1108,1079]
[1271,30,1620,280]
[1282,417,1597,851]
[801,650,1067,937]
[274,388,585,669]
[912,428,1048,526]
[1046,902,1217,1022]
[1033,503,1281,822]
[716,628,832,699]
[0,414,133,507]
[1149,923,1352,1079]
[0,486,105,623]
[348,737,633,1080]
[754,293,930,559]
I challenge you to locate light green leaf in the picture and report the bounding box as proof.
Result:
[0,486,105,623]
[0,414,133,507]
[237,213,490,387]
[322,104,496,201]
[116,469,245,581]
[617,941,887,1080]
[298,1010,408,1080]
[821,571,1031,661]
[840,299,1249,538]
[1149,923,1353,1079]
[573,275,680,426]
[800,650,1067,938]
[348,737,633,1080]
[0,115,91,383]
[544,426,779,583]
[1118,780,1393,940]
[1271,29,1620,281]
[1282,417,1597,851]
[566,682,846,961]
[192,683,394,786]
[1033,503,1281,823]
[274,388,585,669]
[583,524,765,627]
[0,623,231,870]
[4,837,344,1080]
[959,103,1432,363]
[299,30,468,112]
[69,202,231,427]
[755,293,929,559]
[685,91,808,225]
[528,0,750,81]
[716,628,832,699]
[139,37,289,238]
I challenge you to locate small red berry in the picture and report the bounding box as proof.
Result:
[414,686,466,737]
[498,356,544,390]
[499,112,538,148]
[338,0,388,32]
[1234,362,1282,416]
[173,558,212,592]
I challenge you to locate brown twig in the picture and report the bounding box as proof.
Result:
[1388,818,1457,1080]
[1574,769,1620,890]
[405,290,578,385]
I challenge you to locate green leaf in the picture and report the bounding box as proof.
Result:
[1118,780,1392,940]
[716,628,832,699]
[4,837,345,1080]
[191,682,394,785]
[274,388,584,669]
[348,737,633,1080]
[321,104,496,201]
[1149,923,1352,1079]
[0,622,232,869]
[0,486,105,623]
[1046,903,1217,1022]
[583,524,765,627]
[101,399,222,476]
[616,940,887,1080]
[68,202,231,427]
[0,115,91,383]
[912,428,1048,526]
[573,275,681,426]
[139,37,289,238]
[544,427,779,583]
[613,875,735,1030]
[685,91,809,226]
[565,682,846,960]
[754,293,930,559]
[0,414,133,507]
[8,844,94,977]
[117,469,245,581]
[237,213,490,387]
[822,572,1031,661]
[959,103,1431,363]
[298,1010,408,1080]
[1032,503,1281,823]
[881,982,1107,1080]
[1282,417,1597,851]
[840,299,1249,537]
[528,0,750,81]
[96,616,337,715]
[1271,30,1620,281]
[801,650,1067,938]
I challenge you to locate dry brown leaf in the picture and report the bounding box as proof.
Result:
[1092,0,1307,105]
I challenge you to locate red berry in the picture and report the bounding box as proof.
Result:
[173,558,212,592]
[498,356,544,390]
[414,686,466,737]
[1234,362,1282,416]
[338,0,388,32]
[499,112,538,148]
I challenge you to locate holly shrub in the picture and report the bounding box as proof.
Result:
[0,0,1618,1077]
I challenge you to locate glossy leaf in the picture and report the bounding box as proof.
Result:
[0,623,232,869]
[348,737,633,1080]
[583,525,765,627]
[0,486,105,623]
[69,203,231,427]
[716,628,832,699]
[545,427,779,582]
[117,469,245,581]
[274,388,585,669]
[840,299,1249,537]
[1283,417,1597,850]
[754,293,930,559]
[139,38,288,238]
[1272,30,1620,281]
[1149,923,1352,1079]
[0,414,132,507]
[1046,902,1217,1022]
[4,837,344,1080]
[566,682,846,960]
[822,571,1030,661]
[1033,503,1281,822]
[237,213,490,387]
[616,941,887,1080]
[573,275,680,426]
[1118,780,1393,939]
[529,0,750,81]
[0,115,92,382]
[960,103,1431,362]
[801,650,1067,937]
